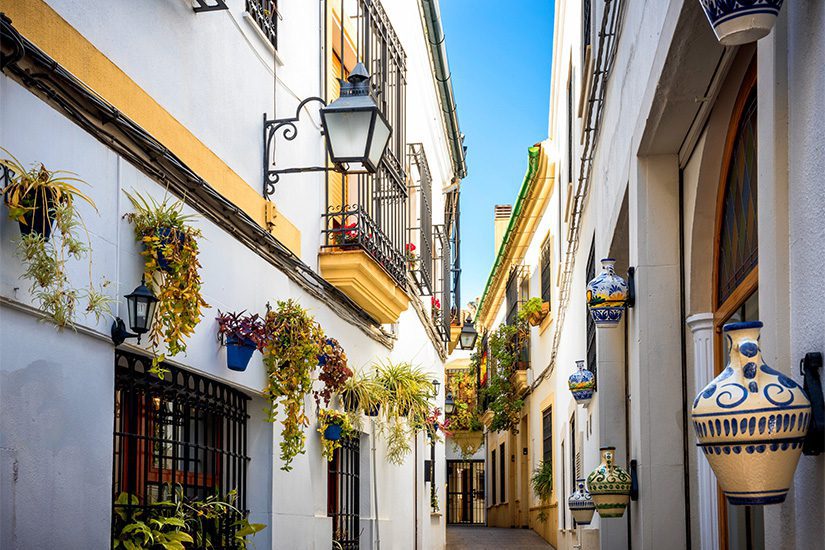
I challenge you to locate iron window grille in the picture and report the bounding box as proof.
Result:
[431,224,451,342]
[445,188,462,327]
[328,437,360,550]
[322,0,408,287]
[407,143,433,296]
[491,449,497,504]
[446,460,485,525]
[112,351,250,548]
[582,0,591,58]
[498,442,505,503]
[246,0,279,49]
[505,265,530,369]
[540,236,553,305]
[542,407,552,465]
[585,240,597,389]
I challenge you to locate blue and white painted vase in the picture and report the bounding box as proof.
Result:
[699,0,784,46]
[587,447,631,518]
[691,321,811,505]
[568,478,596,526]
[586,259,628,328]
[568,360,595,406]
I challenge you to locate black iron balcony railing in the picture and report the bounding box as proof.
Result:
[408,143,433,296]
[246,0,278,49]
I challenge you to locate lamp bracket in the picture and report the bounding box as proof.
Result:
[801,352,824,456]
[111,317,139,346]
[626,266,636,309]
[629,459,639,500]
[263,97,332,199]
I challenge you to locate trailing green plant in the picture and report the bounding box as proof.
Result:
[262,299,324,471]
[340,368,387,430]
[113,486,265,550]
[1,151,112,328]
[123,191,208,377]
[317,408,355,461]
[446,370,482,432]
[315,338,353,408]
[483,321,526,433]
[375,360,436,464]
[531,459,554,523]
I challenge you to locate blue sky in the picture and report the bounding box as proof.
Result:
[441,0,554,307]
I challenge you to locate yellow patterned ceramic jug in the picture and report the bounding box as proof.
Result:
[691,321,811,505]
[586,446,631,518]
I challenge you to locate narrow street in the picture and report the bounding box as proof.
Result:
[446,526,554,550]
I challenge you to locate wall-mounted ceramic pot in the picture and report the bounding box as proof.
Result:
[587,446,631,518]
[568,478,596,526]
[586,258,628,328]
[569,360,595,406]
[691,321,811,505]
[699,0,784,46]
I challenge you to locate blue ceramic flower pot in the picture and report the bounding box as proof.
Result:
[144,227,186,272]
[699,0,784,46]
[226,336,256,372]
[324,423,343,441]
[586,259,628,328]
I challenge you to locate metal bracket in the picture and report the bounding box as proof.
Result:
[192,0,229,13]
[262,97,333,199]
[802,352,824,456]
[629,459,639,500]
[626,266,636,308]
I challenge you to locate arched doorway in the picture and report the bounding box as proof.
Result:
[712,63,762,550]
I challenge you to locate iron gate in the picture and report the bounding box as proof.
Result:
[446,460,485,525]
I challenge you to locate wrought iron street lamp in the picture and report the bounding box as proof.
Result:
[111,277,158,345]
[458,318,479,350]
[444,392,456,415]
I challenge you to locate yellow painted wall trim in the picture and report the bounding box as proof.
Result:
[318,250,410,323]
[2,0,301,255]
[479,145,556,328]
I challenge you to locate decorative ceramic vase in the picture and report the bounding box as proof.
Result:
[568,478,596,526]
[691,321,811,505]
[586,259,628,328]
[587,447,631,518]
[568,360,595,406]
[699,0,784,46]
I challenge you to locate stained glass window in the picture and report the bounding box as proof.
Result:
[717,89,758,305]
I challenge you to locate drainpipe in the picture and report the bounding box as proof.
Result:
[678,169,692,549]
[419,0,467,179]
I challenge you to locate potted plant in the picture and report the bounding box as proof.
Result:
[216,310,266,372]
[405,242,418,267]
[519,297,549,327]
[375,360,435,464]
[317,408,354,461]
[483,323,526,433]
[123,191,208,377]
[531,460,554,523]
[261,300,324,471]
[699,0,784,46]
[341,369,387,426]
[1,151,112,328]
[314,338,353,407]
[1,149,95,240]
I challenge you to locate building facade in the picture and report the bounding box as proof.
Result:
[0,0,466,548]
[474,1,825,550]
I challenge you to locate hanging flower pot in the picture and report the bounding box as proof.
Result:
[568,478,596,526]
[323,422,344,441]
[587,446,631,518]
[691,321,810,505]
[568,360,595,406]
[149,227,187,273]
[13,186,57,240]
[225,336,256,372]
[586,258,628,328]
[699,0,784,46]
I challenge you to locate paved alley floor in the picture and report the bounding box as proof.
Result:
[446,526,555,549]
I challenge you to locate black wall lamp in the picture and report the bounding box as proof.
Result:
[444,392,456,415]
[458,318,479,350]
[262,63,391,199]
[111,278,158,346]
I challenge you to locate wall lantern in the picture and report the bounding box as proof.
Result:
[444,392,456,415]
[699,0,784,46]
[586,258,629,328]
[458,318,479,350]
[692,321,811,505]
[111,277,158,346]
[431,378,441,398]
[262,63,391,199]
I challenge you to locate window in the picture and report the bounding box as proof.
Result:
[328,437,360,550]
[323,0,408,287]
[570,414,577,496]
[542,407,552,465]
[560,441,566,529]
[505,267,519,326]
[585,240,597,388]
[246,0,278,49]
[582,0,591,62]
[491,449,497,504]
[407,143,434,296]
[112,351,250,547]
[540,236,553,305]
[499,442,506,503]
[505,265,529,368]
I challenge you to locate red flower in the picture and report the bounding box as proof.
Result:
[405,242,416,252]
[431,297,441,309]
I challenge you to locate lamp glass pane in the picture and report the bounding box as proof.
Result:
[127,295,138,330]
[367,114,391,168]
[324,110,373,161]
